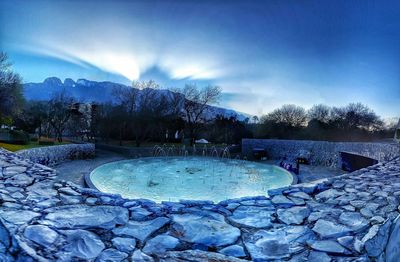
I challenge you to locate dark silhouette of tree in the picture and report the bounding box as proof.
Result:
[262,104,307,128]
[0,52,24,124]
[308,104,331,123]
[175,84,221,142]
[47,90,75,142]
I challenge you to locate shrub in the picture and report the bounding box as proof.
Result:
[9,130,30,145]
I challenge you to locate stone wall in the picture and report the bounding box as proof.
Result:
[16,143,95,166]
[1,147,400,261]
[242,139,400,167]
[95,143,153,158]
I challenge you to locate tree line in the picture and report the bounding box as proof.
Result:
[0,51,396,145]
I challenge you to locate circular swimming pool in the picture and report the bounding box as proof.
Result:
[88,157,293,203]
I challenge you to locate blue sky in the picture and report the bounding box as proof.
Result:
[0,0,399,118]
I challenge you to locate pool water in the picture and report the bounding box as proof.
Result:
[89,157,293,203]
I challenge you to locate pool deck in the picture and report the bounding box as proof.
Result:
[53,150,346,188]
[54,149,128,186]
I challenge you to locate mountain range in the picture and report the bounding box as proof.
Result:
[23,77,249,121]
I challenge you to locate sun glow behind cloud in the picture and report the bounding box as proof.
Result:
[1,0,399,117]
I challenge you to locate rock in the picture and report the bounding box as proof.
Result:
[113,217,170,242]
[63,229,105,260]
[219,245,246,258]
[277,206,310,225]
[60,194,82,204]
[4,165,27,175]
[143,234,179,255]
[338,212,369,232]
[342,205,356,212]
[244,226,313,260]
[228,205,275,228]
[4,173,33,187]
[312,219,352,238]
[130,207,153,221]
[58,187,80,196]
[26,182,58,202]
[362,219,392,257]
[24,225,58,247]
[386,215,400,262]
[172,213,240,247]
[131,250,154,262]
[337,236,354,250]
[0,210,40,225]
[96,248,128,262]
[315,189,343,201]
[86,197,98,205]
[43,205,129,229]
[159,250,247,262]
[36,198,60,209]
[308,251,332,262]
[112,237,136,253]
[310,240,350,254]
[350,200,367,209]
[271,195,295,207]
[289,191,311,200]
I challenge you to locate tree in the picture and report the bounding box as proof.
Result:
[263,104,307,128]
[308,104,331,123]
[15,101,48,136]
[175,84,222,141]
[47,90,74,142]
[112,80,174,146]
[0,52,24,124]
[330,103,383,131]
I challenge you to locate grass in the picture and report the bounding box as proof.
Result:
[0,141,70,152]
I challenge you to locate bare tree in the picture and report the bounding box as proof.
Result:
[175,84,222,141]
[263,104,307,128]
[330,103,383,131]
[47,90,74,142]
[308,104,331,123]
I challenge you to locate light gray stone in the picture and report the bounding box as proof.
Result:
[131,250,154,262]
[339,212,369,232]
[113,217,170,242]
[362,219,392,257]
[308,251,332,262]
[271,195,295,206]
[310,240,350,254]
[24,225,58,247]
[219,245,246,258]
[112,237,136,253]
[5,173,33,187]
[277,206,310,225]
[96,248,128,262]
[228,205,275,228]
[0,210,40,225]
[386,215,400,262]
[130,207,153,221]
[312,219,352,238]
[63,229,105,260]
[172,213,240,247]
[43,205,129,229]
[143,234,179,255]
[245,226,313,261]
[315,189,343,201]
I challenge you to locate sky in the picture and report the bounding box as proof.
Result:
[0,0,399,118]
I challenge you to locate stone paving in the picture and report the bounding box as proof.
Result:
[0,147,400,261]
